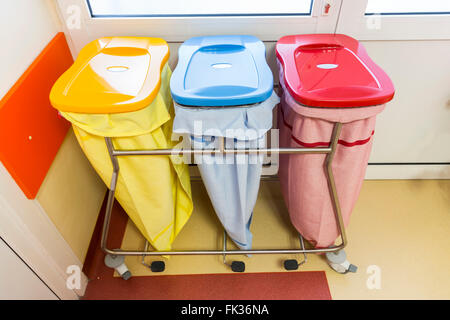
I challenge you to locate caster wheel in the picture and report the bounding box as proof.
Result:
[231,261,245,273]
[104,254,131,279]
[284,259,299,271]
[150,261,165,273]
[104,254,124,268]
[122,270,132,280]
[326,250,358,274]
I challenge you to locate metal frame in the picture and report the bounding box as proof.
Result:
[100,122,346,263]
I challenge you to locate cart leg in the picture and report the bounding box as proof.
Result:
[222,230,245,272]
[325,123,347,248]
[325,250,357,274]
[284,233,308,270]
[104,254,132,280]
[101,138,119,254]
[324,123,357,274]
[141,241,165,272]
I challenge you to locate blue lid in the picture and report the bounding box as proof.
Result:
[170,35,273,107]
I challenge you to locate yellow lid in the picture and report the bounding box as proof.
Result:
[50,37,169,114]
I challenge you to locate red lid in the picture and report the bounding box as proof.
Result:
[276,34,395,108]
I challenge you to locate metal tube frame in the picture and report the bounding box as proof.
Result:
[100,122,347,260]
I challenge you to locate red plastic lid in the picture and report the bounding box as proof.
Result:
[276,34,395,108]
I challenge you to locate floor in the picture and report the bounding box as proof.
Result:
[115,179,450,300]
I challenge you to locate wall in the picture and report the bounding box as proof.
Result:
[363,40,450,179]
[0,0,105,265]
[0,237,58,300]
[36,129,105,261]
[0,0,58,98]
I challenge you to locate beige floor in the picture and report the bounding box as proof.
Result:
[120,179,450,299]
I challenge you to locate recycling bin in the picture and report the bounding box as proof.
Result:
[50,37,193,251]
[276,34,395,248]
[170,35,279,249]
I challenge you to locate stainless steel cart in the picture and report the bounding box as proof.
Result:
[101,119,356,278]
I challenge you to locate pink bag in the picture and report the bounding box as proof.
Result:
[278,87,385,248]
[275,34,394,249]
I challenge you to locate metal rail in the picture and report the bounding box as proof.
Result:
[100,122,347,258]
[112,147,332,156]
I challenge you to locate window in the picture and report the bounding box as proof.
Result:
[87,0,313,17]
[366,0,450,15]
[58,0,338,46]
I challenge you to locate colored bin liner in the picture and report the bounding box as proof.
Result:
[171,35,279,249]
[50,37,193,251]
[276,34,394,248]
[173,92,279,249]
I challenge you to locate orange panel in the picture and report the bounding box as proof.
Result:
[0,33,73,199]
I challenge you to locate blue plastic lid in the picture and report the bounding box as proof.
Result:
[170,35,273,107]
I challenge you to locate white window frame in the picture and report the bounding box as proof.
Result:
[336,0,450,40]
[56,0,342,55]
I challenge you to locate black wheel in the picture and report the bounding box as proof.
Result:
[150,261,165,273]
[231,261,245,273]
[284,259,299,271]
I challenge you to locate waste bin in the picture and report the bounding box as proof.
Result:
[50,37,193,251]
[276,34,394,248]
[170,35,279,249]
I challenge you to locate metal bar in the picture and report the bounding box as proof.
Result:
[100,188,116,252]
[141,241,150,268]
[297,233,307,267]
[102,245,346,257]
[100,138,119,252]
[218,136,225,154]
[325,122,348,248]
[112,147,331,156]
[222,230,227,265]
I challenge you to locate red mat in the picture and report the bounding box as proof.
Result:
[83,271,331,300]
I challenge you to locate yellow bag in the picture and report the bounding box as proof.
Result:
[61,64,193,251]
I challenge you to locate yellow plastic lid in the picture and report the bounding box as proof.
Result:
[50,37,169,114]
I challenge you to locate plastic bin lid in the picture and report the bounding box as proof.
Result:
[170,35,273,107]
[50,37,169,114]
[276,34,395,108]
